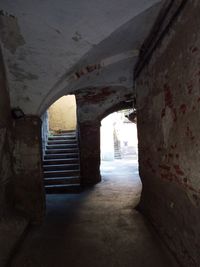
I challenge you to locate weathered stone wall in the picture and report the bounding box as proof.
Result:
[136,1,200,266]
[0,47,14,217]
[13,116,45,224]
[48,95,77,132]
[78,121,101,185]
[0,47,29,266]
[76,86,133,185]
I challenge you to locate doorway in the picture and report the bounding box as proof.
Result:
[41,95,81,193]
[100,109,142,207]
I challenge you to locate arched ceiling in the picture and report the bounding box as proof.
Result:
[0,0,164,115]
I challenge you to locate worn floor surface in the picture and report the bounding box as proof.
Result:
[10,158,178,267]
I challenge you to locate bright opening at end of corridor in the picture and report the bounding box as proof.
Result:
[100,110,142,207]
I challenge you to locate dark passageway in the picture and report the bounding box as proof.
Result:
[1,1,200,266]
[10,159,177,267]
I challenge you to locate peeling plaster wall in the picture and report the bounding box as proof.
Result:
[136,1,200,266]
[0,0,163,115]
[76,86,133,123]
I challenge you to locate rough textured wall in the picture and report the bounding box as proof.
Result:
[136,1,200,266]
[79,121,101,185]
[48,95,77,132]
[0,48,14,217]
[0,48,29,267]
[76,86,133,185]
[13,116,45,224]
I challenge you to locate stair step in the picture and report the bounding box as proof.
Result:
[45,184,82,194]
[56,133,76,137]
[59,130,76,134]
[46,144,77,149]
[47,140,77,145]
[43,164,79,171]
[115,156,122,159]
[48,134,76,140]
[44,176,80,185]
[48,136,76,141]
[43,131,80,189]
[43,158,79,165]
[44,153,79,160]
[45,148,78,154]
[44,169,80,178]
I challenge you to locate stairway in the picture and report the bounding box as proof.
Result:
[114,140,122,159]
[43,131,81,193]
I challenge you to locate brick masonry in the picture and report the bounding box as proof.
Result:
[136,1,200,266]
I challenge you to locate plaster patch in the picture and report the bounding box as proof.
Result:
[9,63,38,82]
[0,11,25,54]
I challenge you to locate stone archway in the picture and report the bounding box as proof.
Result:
[75,86,134,185]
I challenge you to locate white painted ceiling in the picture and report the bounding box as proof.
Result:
[0,0,164,115]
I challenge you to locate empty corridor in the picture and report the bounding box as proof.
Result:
[10,158,178,267]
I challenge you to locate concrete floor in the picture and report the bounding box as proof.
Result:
[10,158,178,267]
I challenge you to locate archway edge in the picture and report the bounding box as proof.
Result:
[38,85,134,117]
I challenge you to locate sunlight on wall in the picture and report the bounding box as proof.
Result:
[48,95,77,132]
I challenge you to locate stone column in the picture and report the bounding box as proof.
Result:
[78,121,101,185]
[13,116,45,224]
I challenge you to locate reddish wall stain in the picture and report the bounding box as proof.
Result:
[159,164,171,171]
[74,64,101,80]
[172,108,177,122]
[179,104,187,114]
[186,126,195,141]
[173,165,185,176]
[77,87,115,105]
[164,83,173,108]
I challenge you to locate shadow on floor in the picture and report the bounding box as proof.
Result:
[10,158,178,267]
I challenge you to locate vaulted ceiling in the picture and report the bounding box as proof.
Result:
[0,0,163,115]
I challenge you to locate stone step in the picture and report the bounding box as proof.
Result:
[48,135,76,141]
[57,132,76,136]
[114,152,121,156]
[44,176,80,185]
[59,130,76,133]
[47,140,77,145]
[43,158,79,165]
[43,163,79,171]
[115,156,122,159]
[45,148,78,154]
[44,153,79,160]
[43,131,80,188]
[44,169,80,178]
[46,144,78,149]
[45,184,82,194]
